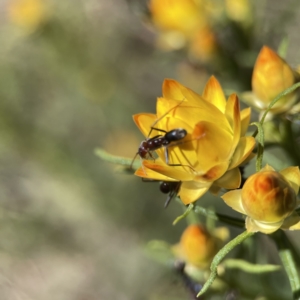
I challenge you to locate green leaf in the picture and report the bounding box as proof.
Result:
[197,231,255,297]
[223,258,281,273]
[172,204,194,225]
[94,148,141,170]
[194,205,245,228]
[251,82,300,172]
[272,231,300,299]
[260,82,300,125]
[251,121,264,171]
[277,37,289,58]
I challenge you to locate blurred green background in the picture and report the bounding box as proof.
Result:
[1,0,300,299]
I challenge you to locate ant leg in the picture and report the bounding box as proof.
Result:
[148,127,167,138]
[129,152,139,170]
[164,147,196,172]
[164,181,181,208]
[150,127,168,134]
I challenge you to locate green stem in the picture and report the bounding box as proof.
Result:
[172,204,194,225]
[197,231,255,296]
[94,148,140,169]
[194,205,245,228]
[272,230,300,299]
[279,119,300,165]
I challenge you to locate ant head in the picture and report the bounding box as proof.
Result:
[138,140,149,158]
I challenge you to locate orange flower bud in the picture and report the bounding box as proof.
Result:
[173,225,217,269]
[241,170,297,223]
[251,46,298,114]
[222,165,300,233]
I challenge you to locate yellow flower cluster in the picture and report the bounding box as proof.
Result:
[148,0,253,61]
[133,45,300,235]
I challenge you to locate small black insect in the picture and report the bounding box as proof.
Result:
[159,181,181,208]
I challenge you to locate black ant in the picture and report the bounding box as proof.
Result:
[133,128,187,164]
[160,181,181,208]
[142,179,181,208]
[131,100,189,169]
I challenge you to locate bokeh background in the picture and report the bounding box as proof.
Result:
[1,0,300,299]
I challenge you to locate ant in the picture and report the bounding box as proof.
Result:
[160,181,181,208]
[134,127,187,163]
[142,179,181,208]
[131,100,189,169]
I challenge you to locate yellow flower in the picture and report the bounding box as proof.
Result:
[8,0,47,32]
[148,0,217,61]
[189,26,218,62]
[149,0,203,35]
[225,0,253,26]
[222,165,300,234]
[243,46,300,116]
[134,76,256,204]
[172,224,229,269]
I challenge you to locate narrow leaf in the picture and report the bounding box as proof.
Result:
[251,122,264,171]
[223,258,281,273]
[260,82,300,125]
[94,148,141,169]
[173,204,194,225]
[197,231,255,297]
[194,205,245,228]
[272,231,300,299]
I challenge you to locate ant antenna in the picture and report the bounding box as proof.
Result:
[147,99,186,138]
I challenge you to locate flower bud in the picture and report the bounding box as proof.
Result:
[173,225,217,268]
[241,170,297,223]
[251,46,298,114]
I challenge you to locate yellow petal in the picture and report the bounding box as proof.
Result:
[213,227,230,242]
[229,136,256,169]
[225,93,241,151]
[149,0,200,34]
[157,137,198,171]
[179,181,211,204]
[246,217,283,234]
[155,96,186,121]
[192,121,233,172]
[142,159,195,181]
[133,113,157,137]
[195,162,230,183]
[162,79,203,107]
[135,165,177,181]
[221,189,245,214]
[156,97,231,134]
[162,85,230,128]
[281,212,300,230]
[240,107,251,137]
[287,221,300,231]
[202,76,227,113]
[260,164,275,172]
[242,91,262,110]
[279,166,300,195]
[214,167,241,189]
[162,79,186,100]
